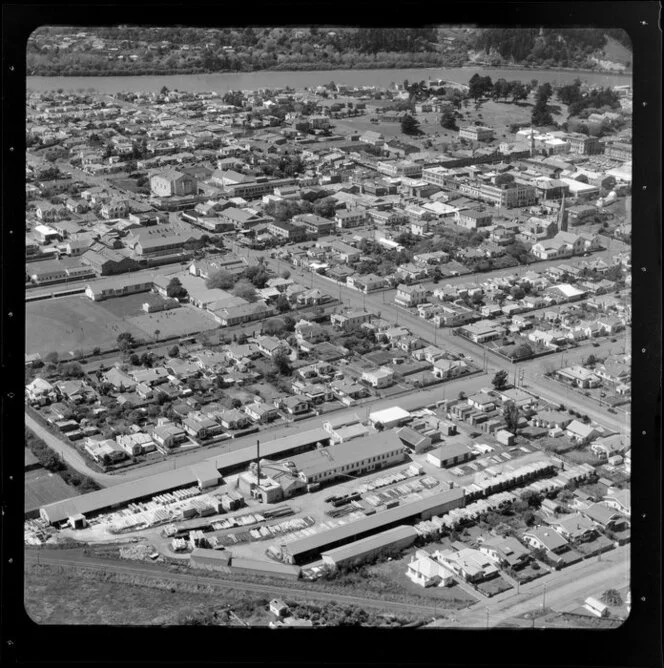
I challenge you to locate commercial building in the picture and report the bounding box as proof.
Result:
[150,169,197,197]
[427,442,474,468]
[280,487,465,565]
[321,525,418,568]
[457,179,537,209]
[286,430,406,486]
[368,406,412,430]
[459,126,495,142]
[85,274,155,301]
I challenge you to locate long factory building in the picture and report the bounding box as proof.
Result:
[279,486,466,565]
[39,428,331,525]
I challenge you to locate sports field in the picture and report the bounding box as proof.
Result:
[125,305,219,340]
[25,296,149,357]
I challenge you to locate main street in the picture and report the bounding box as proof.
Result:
[429,544,629,628]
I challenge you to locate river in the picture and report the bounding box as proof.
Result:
[26,66,631,94]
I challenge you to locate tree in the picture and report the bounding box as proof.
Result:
[117,332,135,352]
[400,114,421,136]
[166,277,188,300]
[584,354,598,367]
[503,402,520,433]
[272,351,292,376]
[374,421,384,432]
[232,279,258,303]
[280,269,291,279]
[439,105,458,130]
[492,370,509,391]
[520,489,541,509]
[492,78,510,100]
[600,589,623,607]
[206,269,235,290]
[168,345,180,358]
[275,294,291,313]
[532,83,554,127]
[129,353,140,366]
[44,351,59,365]
[313,197,337,219]
[509,81,529,104]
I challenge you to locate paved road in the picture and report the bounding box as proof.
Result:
[25,372,491,487]
[25,548,443,618]
[25,412,121,486]
[429,545,629,628]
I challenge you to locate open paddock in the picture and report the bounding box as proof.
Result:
[26,296,147,357]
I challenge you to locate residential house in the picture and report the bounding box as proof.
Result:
[244,402,280,424]
[361,367,395,389]
[565,420,600,443]
[406,550,455,588]
[395,284,428,308]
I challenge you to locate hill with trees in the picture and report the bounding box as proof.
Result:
[471,28,631,70]
[26,26,630,77]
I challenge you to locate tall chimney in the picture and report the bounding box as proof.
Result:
[256,439,261,491]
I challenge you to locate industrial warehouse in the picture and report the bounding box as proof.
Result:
[278,487,465,565]
[39,427,331,526]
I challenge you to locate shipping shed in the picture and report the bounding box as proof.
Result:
[207,428,331,476]
[321,525,418,568]
[231,557,301,580]
[281,487,465,565]
[40,463,220,525]
[190,548,232,572]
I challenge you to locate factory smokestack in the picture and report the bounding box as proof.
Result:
[256,439,261,489]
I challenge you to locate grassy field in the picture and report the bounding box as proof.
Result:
[26,296,147,357]
[25,468,79,512]
[24,562,271,625]
[125,305,219,341]
[96,292,164,319]
[333,96,565,147]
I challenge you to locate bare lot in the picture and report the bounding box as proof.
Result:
[26,296,147,356]
[24,562,272,625]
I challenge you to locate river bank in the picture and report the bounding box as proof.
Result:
[27,65,631,94]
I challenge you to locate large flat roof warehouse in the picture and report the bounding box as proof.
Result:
[281,487,465,564]
[320,525,418,566]
[40,460,220,525]
[206,427,331,475]
[368,406,411,426]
